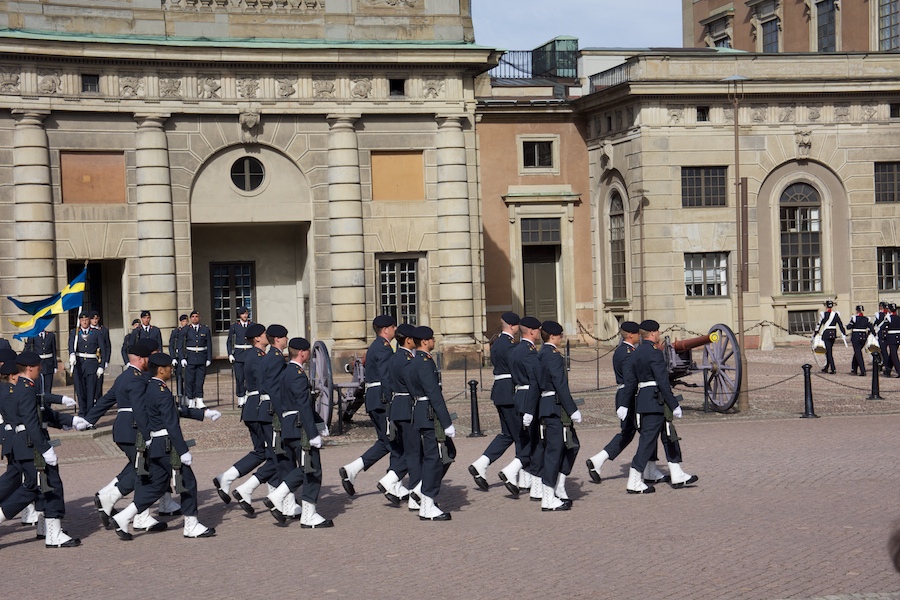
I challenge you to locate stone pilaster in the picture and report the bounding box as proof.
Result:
[13,110,56,301]
[435,114,475,345]
[134,114,177,328]
[326,114,366,350]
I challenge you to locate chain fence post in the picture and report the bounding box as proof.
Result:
[801,364,819,418]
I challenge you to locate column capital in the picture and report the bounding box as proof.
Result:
[435,113,469,128]
[11,110,50,126]
[326,114,361,129]
[134,113,171,128]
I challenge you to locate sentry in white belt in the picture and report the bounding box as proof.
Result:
[638,381,658,388]
[494,374,512,380]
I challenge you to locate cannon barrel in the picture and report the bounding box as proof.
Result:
[671,331,720,353]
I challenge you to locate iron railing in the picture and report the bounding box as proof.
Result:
[589,62,634,93]
[489,50,578,80]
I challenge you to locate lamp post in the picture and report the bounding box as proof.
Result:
[724,75,750,413]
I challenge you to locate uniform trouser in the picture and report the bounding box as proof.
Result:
[418,426,443,499]
[851,336,866,374]
[603,413,659,462]
[889,344,900,376]
[251,422,279,485]
[1,460,65,519]
[282,438,321,504]
[95,373,105,401]
[233,421,266,476]
[541,417,580,487]
[134,455,198,516]
[632,413,666,473]
[73,361,98,417]
[823,336,836,371]
[184,363,207,399]
[385,410,409,481]
[515,413,533,468]
[397,420,421,490]
[360,407,391,470]
[526,422,544,476]
[483,404,521,463]
[880,334,892,373]
[233,362,246,397]
[659,421,683,464]
[0,458,22,504]
[174,364,184,399]
[39,371,54,396]
[114,443,138,496]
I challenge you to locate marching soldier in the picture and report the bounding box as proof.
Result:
[339,315,403,502]
[469,312,520,491]
[178,310,212,409]
[386,323,418,509]
[134,310,164,350]
[535,321,581,511]
[169,314,188,400]
[885,303,900,378]
[406,326,455,521]
[227,307,254,406]
[110,352,220,540]
[24,328,57,395]
[68,312,104,417]
[622,320,698,494]
[814,300,846,374]
[89,310,112,399]
[848,306,874,376]
[264,337,334,528]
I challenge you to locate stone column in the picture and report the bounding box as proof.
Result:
[13,110,56,300]
[327,114,366,350]
[134,114,177,328]
[435,114,475,345]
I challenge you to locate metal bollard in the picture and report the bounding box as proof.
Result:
[800,364,819,418]
[467,379,485,437]
[565,340,571,372]
[868,352,883,400]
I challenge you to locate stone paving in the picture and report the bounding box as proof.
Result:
[1,345,899,599]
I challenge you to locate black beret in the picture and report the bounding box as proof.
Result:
[144,339,160,353]
[78,312,90,319]
[149,352,172,367]
[413,326,434,340]
[639,320,660,332]
[520,316,542,330]
[88,310,99,318]
[501,311,520,326]
[0,361,18,375]
[373,315,397,328]
[289,337,310,351]
[396,323,416,338]
[891,303,898,312]
[127,341,153,358]
[132,319,140,326]
[237,306,249,315]
[140,310,151,318]
[246,323,266,339]
[190,310,199,317]
[179,314,188,321]
[16,351,41,367]
[620,321,640,334]
[0,348,17,364]
[856,305,864,313]
[266,324,288,338]
[824,300,834,308]
[541,321,563,336]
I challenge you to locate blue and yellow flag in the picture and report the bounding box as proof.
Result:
[7,267,87,340]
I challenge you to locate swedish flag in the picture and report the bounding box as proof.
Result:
[7,268,87,340]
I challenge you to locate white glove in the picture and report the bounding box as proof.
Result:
[205,360,211,368]
[321,426,330,438]
[616,406,628,421]
[309,435,323,448]
[61,396,76,408]
[96,367,104,377]
[238,396,247,407]
[42,447,58,467]
[146,439,152,449]
[68,354,76,371]
[444,424,456,438]
[172,359,177,367]
[673,406,683,419]
[523,413,533,427]
[54,368,58,374]
[204,409,221,422]
[570,410,582,424]
[72,416,90,431]
[180,451,192,466]
[229,354,235,364]
[181,359,187,368]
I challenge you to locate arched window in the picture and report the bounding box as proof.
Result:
[609,191,626,299]
[780,182,821,293]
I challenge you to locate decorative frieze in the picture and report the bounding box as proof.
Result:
[37,70,61,95]
[350,76,372,99]
[198,75,221,99]
[313,75,336,99]
[161,0,324,12]
[0,66,20,94]
[119,74,143,99]
[159,76,183,98]
[237,76,259,99]
[422,77,444,99]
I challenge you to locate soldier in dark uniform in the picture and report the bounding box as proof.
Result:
[386,323,418,510]
[0,338,10,351]
[169,314,188,401]
[884,303,900,378]
[110,352,220,540]
[213,323,267,510]
[502,316,542,499]
[469,312,520,492]
[264,337,334,528]
[339,315,402,501]
[622,320,698,494]
[227,307,254,407]
[24,329,57,395]
[848,306,874,376]
[89,310,112,400]
[134,310,164,350]
[0,352,83,547]
[814,300,846,374]
[0,355,22,506]
[121,319,140,364]
[178,310,212,409]
[68,312,104,417]
[535,321,581,511]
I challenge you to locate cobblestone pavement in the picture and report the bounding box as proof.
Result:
[3,345,899,599]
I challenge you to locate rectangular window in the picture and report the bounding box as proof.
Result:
[879,0,900,51]
[379,259,418,325]
[210,263,255,333]
[521,218,561,245]
[389,78,406,96]
[891,103,900,118]
[697,106,710,122]
[788,310,819,335]
[816,1,836,51]
[81,74,100,94]
[523,141,553,168]
[610,213,626,299]
[878,247,900,291]
[681,167,727,207]
[762,18,779,52]
[780,206,822,293]
[875,162,900,203]
[684,252,729,297]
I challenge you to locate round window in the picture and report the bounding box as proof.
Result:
[230,157,265,192]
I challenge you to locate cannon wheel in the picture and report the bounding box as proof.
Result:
[309,341,334,428]
[702,323,742,412]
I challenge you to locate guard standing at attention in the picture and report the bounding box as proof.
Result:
[68,312,104,417]
[24,329,57,396]
[134,310,164,350]
[169,314,188,401]
[848,306,873,376]
[122,319,140,364]
[884,303,900,378]
[814,300,846,374]
[178,310,212,409]
[89,311,112,400]
[227,307,254,407]
[469,312,520,492]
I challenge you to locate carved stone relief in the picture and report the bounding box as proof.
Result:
[351,76,372,99]
[198,75,221,99]
[0,66,20,94]
[834,104,850,122]
[240,111,260,143]
[276,77,297,98]
[237,77,259,99]
[422,77,444,99]
[668,106,683,125]
[723,106,734,123]
[313,75,336,99]
[363,0,420,6]
[862,103,877,121]
[795,130,811,160]
[779,105,794,123]
[159,76,182,98]
[119,74,143,99]
[38,70,61,95]
[751,105,767,123]
[808,105,821,122]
